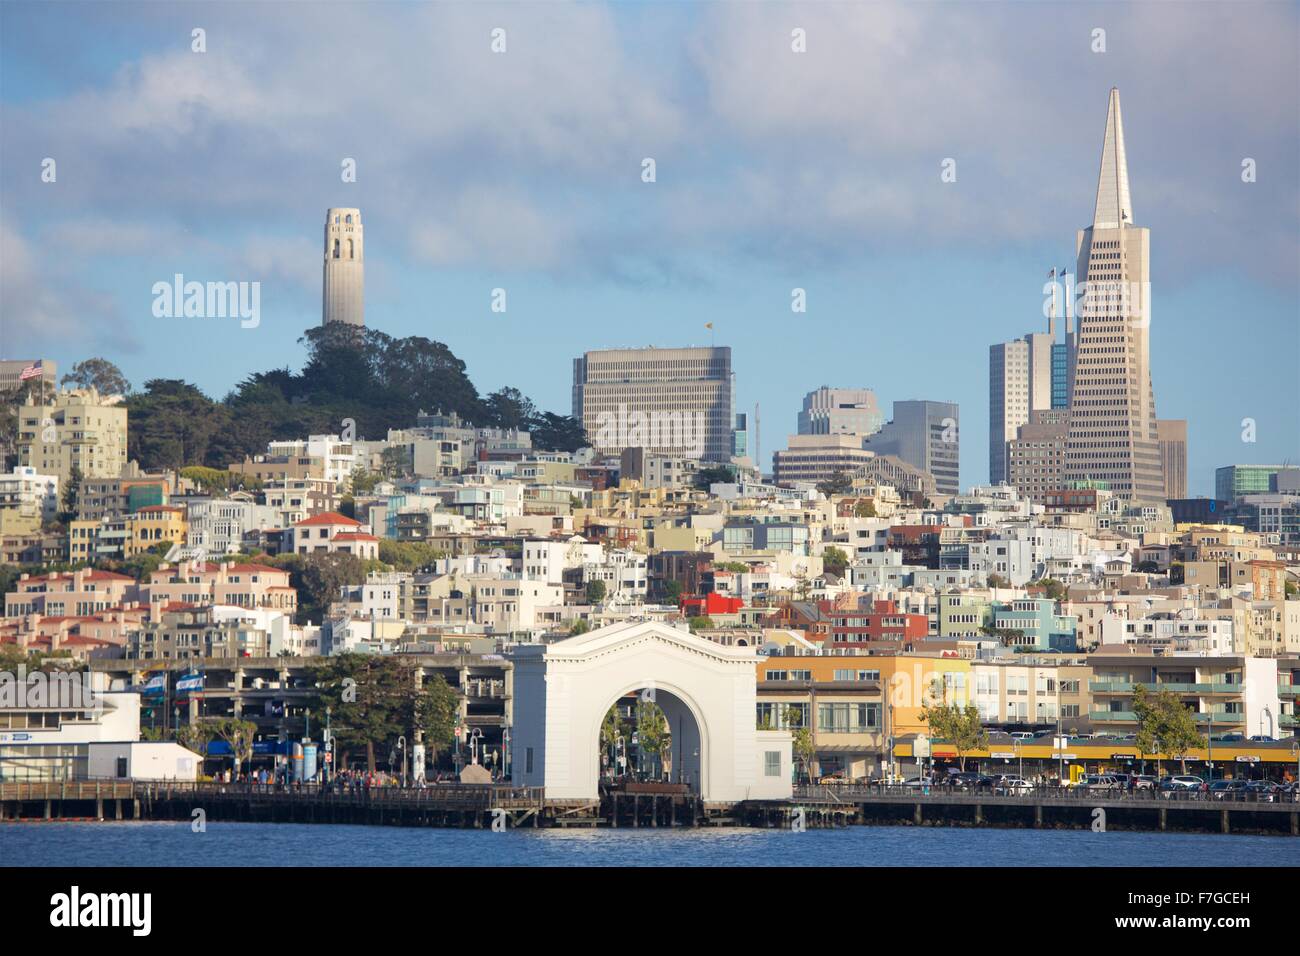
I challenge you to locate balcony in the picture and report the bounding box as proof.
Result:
[1089,710,1245,725]
[1089,681,1241,695]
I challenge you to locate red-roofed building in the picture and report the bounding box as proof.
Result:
[141,560,297,614]
[4,568,139,618]
[287,512,379,559]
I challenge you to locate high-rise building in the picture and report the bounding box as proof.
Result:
[1156,419,1188,500]
[1064,89,1164,500]
[323,208,364,327]
[16,388,128,484]
[797,387,884,437]
[1007,409,1070,504]
[1216,464,1289,501]
[989,305,1068,484]
[573,346,734,461]
[864,400,959,497]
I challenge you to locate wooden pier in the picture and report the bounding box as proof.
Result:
[2,781,1296,835]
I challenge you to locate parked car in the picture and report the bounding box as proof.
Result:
[1109,772,1135,790]
[1248,735,1276,742]
[1132,775,1158,791]
[900,777,931,789]
[1008,732,1036,741]
[1158,775,1206,796]
[944,771,995,791]
[1217,733,1246,742]
[1208,779,1250,800]
[996,775,1033,794]
[1244,780,1281,802]
[1082,774,1122,792]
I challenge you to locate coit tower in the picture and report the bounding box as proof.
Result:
[322,207,364,326]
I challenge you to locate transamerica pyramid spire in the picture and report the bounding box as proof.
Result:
[1091,87,1133,229]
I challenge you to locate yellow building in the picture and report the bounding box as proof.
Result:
[17,388,128,484]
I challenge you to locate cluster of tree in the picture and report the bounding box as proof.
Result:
[1133,685,1206,772]
[309,654,458,773]
[815,470,856,497]
[821,546,849,577]
[30,329,588,475]
[920,685,989,773]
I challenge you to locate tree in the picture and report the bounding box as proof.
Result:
[816,470,854,497]
[180,466,230,495]
[310,655,416,773]
[688,615,714,632]
[528,412,587,453]
[920,681,988,772]
[600,705,624,776]
[378,539,443,572]
[125,380,229,471]
[635,701,671,779]
[787,706,816,784]
[483,387,537,431]
[821,546,849,577]
[176,721,215,766]
[1036,577,1066,601]
[662,579,684,606]
[987,573,1011,589]
[718,561,749,573]
[413,674,458,770]
[350,468,382,496]
[853,499,877,518]
[209,718,257,778]
[59,464,82,521]
[272,552,367,624]
[1133,684,1206,774]
[61,358,130,396]
[585,579,607,605]
[379,446,408,479]
[694,465,734,489]
[569,618,591,636]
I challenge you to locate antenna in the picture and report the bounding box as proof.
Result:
[754,402,761,479]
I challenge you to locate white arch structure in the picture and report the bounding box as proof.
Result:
[511,620,792,802]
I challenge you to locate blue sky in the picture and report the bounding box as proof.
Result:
[2,1,1297,496]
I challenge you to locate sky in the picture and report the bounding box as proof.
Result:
[1,0,1297,496]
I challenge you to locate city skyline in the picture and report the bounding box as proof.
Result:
[2,2,1297,496]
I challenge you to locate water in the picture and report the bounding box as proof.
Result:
[2,821,1297,866]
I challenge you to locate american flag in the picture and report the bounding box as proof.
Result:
[18,360,42,381]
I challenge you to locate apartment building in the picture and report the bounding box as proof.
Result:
[1088,652,1281,739]
[16,388,128,484]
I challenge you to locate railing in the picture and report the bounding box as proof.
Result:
[142,780,544,809]
[791,782,1300,805]
[0,781,137,801]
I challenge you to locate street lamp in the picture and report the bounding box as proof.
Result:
[502,727,511,782]
[469,728,483,766]
[397,734,407,787]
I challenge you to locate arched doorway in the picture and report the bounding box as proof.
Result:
[595,685,706,793]
[510,620,792,802]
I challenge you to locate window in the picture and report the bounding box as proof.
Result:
[525,748,534,774]
[764,751,781,777]
[116,756,128,778]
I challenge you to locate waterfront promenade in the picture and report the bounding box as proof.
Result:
[3,780,1297,836]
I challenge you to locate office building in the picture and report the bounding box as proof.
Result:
[865,400,960,497]
[1215,465,1288,502]
[797,387,884,437]
[1064,89,1165,501]
[1156,419,1188,500]
[573,346,734,461]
